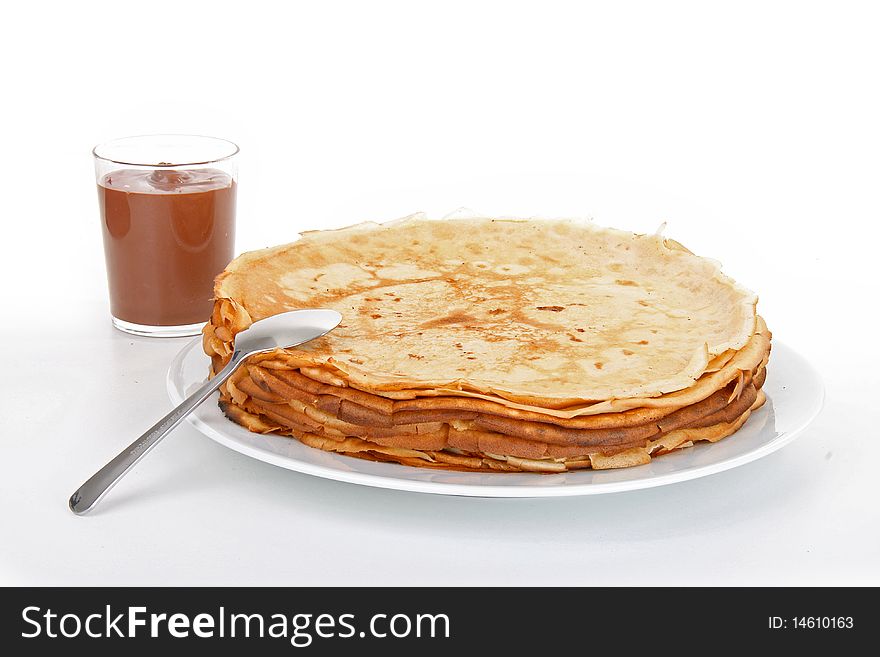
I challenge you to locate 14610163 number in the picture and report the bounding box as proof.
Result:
[768,617,854,630]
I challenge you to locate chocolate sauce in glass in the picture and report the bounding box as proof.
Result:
[98,168,236,326]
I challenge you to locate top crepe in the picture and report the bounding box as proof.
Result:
[211,216,757,404]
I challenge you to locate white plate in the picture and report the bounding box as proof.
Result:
[167,340,823,497]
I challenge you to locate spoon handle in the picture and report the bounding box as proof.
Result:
[68,352,242,515]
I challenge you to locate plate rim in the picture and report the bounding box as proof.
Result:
[167,339,824,497]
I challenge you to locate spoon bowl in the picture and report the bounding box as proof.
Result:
[233,308,342,355]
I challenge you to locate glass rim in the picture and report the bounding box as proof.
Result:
[92,134,239,167]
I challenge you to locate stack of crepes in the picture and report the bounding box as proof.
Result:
[203,216,770,472]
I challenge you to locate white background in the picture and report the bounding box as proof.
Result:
[1,0,877,584]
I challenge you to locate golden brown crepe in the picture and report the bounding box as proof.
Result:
[204,216,769,472]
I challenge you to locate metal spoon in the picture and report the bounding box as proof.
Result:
[69,308,343,515]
